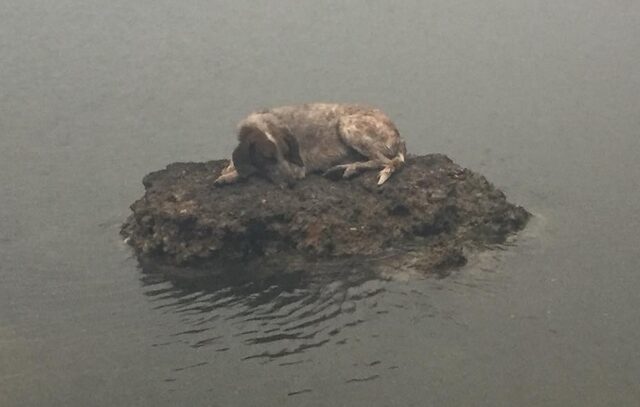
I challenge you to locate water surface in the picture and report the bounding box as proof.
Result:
[1,1,639,406]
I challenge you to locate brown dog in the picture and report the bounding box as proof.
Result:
[214,103,406,186]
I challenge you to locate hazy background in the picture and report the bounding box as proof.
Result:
[1,1,639,406]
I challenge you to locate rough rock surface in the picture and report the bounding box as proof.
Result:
[122,154,530,279]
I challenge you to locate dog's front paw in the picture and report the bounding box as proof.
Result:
[214,171,238,186]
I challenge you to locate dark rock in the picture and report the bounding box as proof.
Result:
[121,154,530,279]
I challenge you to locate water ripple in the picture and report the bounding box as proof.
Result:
[140,262,388,363]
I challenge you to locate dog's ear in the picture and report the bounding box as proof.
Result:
[278,128,304,167]
[234,126,277,173]
[232,139,254,176]
[264,122,303,167]
[250,133,278,168]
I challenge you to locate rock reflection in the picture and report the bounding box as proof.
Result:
[140,259,387,362]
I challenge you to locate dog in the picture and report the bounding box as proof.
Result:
[214,103,406,186]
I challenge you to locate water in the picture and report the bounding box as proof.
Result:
[1,1,639,405]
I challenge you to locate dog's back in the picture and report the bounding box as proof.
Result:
[240,103,393,172]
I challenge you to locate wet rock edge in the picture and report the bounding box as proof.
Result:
[121,154,530,279]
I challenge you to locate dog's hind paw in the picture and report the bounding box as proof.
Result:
[377,167,393,185]
[323,165,346,181]
[342,165,361,178]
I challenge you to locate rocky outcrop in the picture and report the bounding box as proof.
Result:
[122,154,530,280]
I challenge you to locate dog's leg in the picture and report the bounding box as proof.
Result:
[324,160,384,179]
[337,114,404,184]
[220,161,236,175]
[214,161,240,185]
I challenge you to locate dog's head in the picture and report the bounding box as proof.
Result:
[233,124,304,185]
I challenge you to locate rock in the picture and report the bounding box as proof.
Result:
[121,154,530,280]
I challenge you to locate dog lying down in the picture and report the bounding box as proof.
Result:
[214,103,407,187]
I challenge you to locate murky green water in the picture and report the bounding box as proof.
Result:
[2,1,639,405]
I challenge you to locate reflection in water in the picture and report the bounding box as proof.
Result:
[140,261,388,363]
[137,235,523,372]
[135,240,527,394]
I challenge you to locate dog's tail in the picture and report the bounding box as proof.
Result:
[377,141,407,185]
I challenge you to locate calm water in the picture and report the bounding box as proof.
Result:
[2,1,639,406]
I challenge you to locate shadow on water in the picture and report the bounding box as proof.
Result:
[138,258,390,363]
